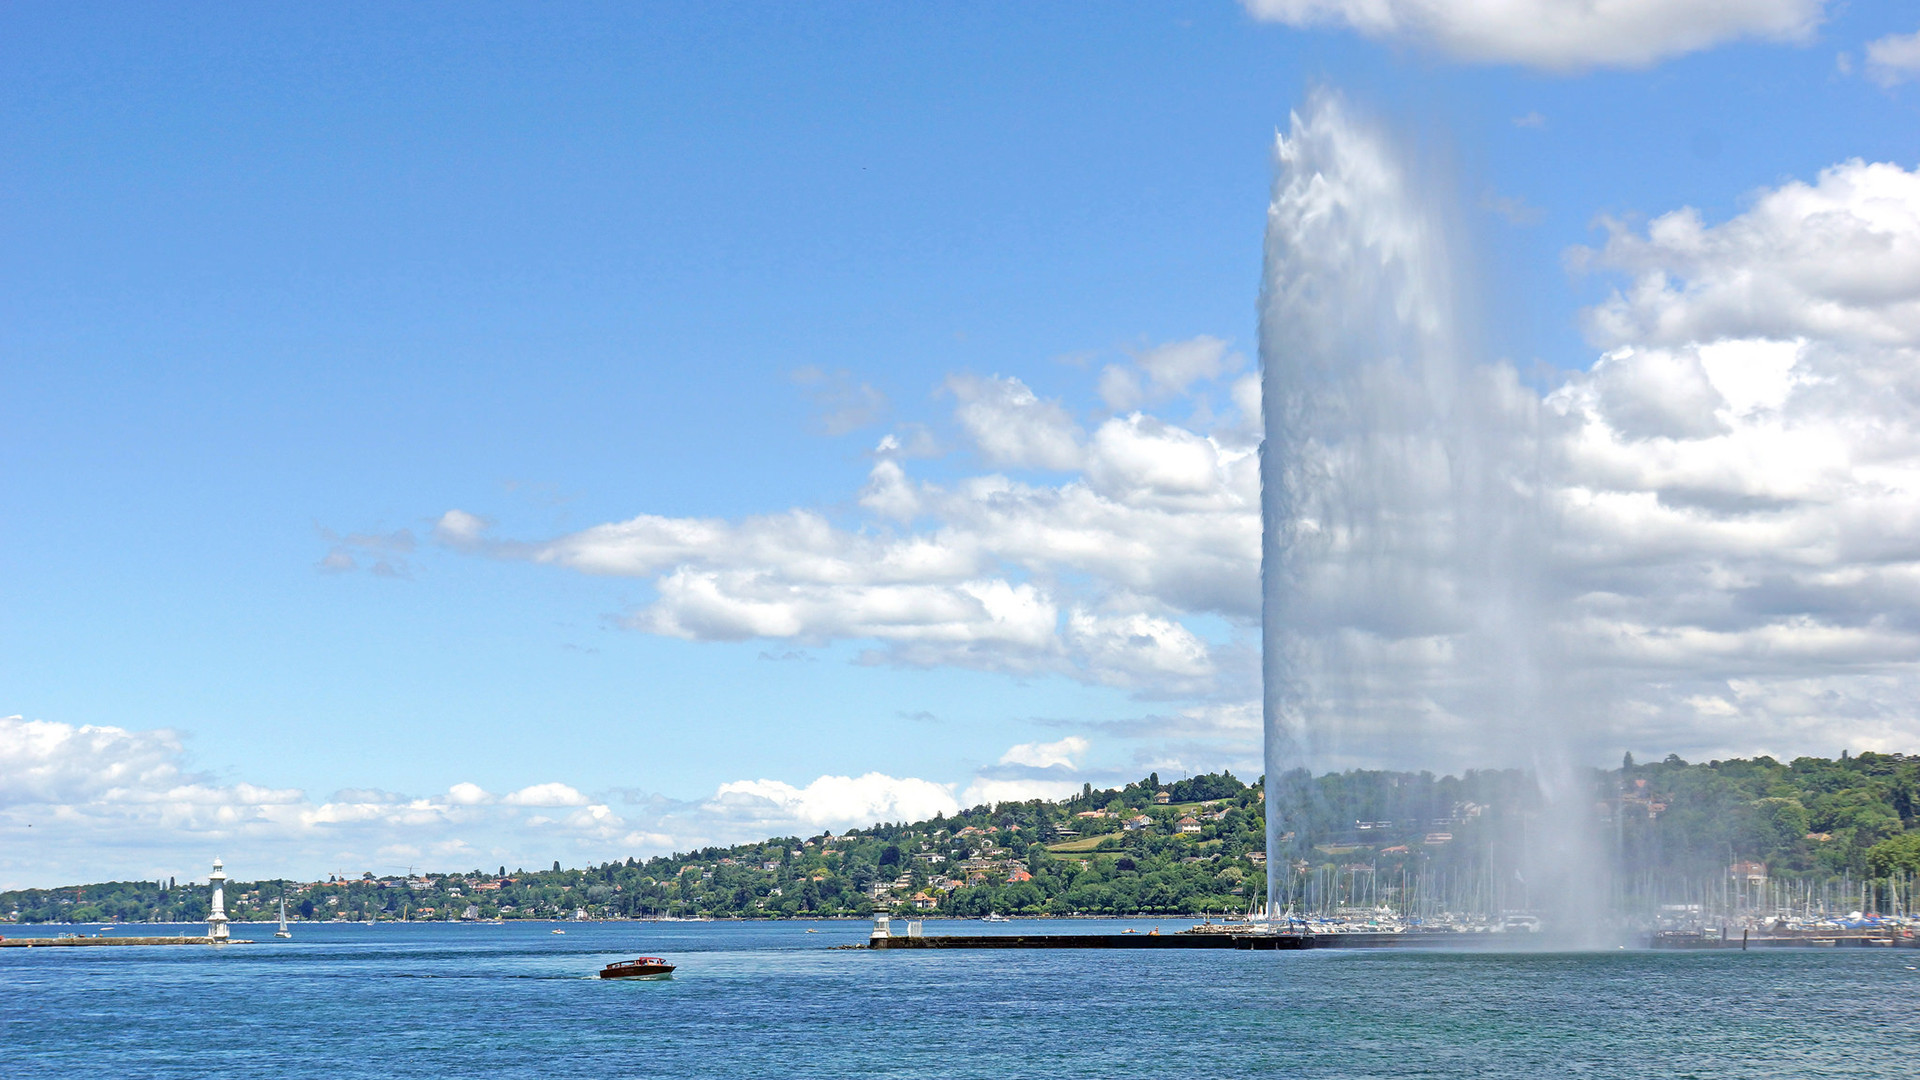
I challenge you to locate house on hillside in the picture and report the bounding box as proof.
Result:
[1152,790,1172,805]
[1175,815,1202,834]
[1730,860,1767,884]
[1124,814,1154,831]
[1006,868,1032,884]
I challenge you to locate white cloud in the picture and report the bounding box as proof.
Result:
[437,359,1260,692]
[944,373,1085,470]
[958,778,1086,806]
[0,713,997,888]
[1098,336,1239,410]
[1241,0,1826,69]
[1575,160,1920,349]
[501,782,589,807]
[997,736,1090,769]
[433,509,491,548]
[1532,165,1920,755]
[709,773,960,828]
[446,782,494,805]
[1865,28,1920,87]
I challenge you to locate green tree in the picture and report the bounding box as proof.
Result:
[1866,833,1920,878]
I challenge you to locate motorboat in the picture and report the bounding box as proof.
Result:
[599,956,675,980]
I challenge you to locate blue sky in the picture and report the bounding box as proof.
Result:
[6,1,1920,886]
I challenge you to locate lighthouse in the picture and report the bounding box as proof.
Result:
[207,858,230,942]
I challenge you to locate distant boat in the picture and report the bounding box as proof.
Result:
[982,913,1012,923]
[552,929,566,935]
[275,899,292,939]
[805,929,820,933]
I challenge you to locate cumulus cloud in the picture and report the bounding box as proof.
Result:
[433,509,491,548]
[0,713,1005,888]
[959,777,1086,805]
[950,736,1113,807]
[997,736,1090,769]
[1098,335,1240,411]
[1865,28,1920,87]
[438,358,1260,693]
[709,773,960,829]
[1534,165,1920,756]
[944,373,1085,469]
[1575,160,1920,348]
[446,782,494,805]
[501,782,589,807]
[1241,0,1825,69]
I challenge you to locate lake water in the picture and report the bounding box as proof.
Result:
[4,919,1917,1078]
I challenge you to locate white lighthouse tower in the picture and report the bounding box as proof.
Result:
[207,858,230,942]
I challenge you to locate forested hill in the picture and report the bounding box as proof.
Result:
[6,753,1918,924]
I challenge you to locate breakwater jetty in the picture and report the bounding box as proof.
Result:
[1652,929,1916,950]
[864,930,1535,950]
[1,935,253,948]
[862,915,1920,951]
[860,916,1508,951]
[868,930,1308,950]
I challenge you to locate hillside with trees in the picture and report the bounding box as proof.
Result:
[6,753,1917,924]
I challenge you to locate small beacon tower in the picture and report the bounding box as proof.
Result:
[207,858,230,942]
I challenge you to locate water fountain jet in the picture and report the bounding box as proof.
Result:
[1257,91,1606,943]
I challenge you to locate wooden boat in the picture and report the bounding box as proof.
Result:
[599,956,675,980]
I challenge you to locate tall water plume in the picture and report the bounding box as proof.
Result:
[1258,92,1603,936]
